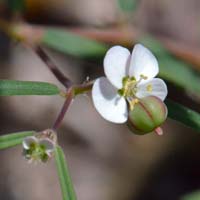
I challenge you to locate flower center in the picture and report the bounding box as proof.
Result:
[118,74,148,110]
[24,142,49,162]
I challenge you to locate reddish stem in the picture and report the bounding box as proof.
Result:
[53,88,74,130]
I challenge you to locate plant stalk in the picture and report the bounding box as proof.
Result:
[53,88,74,130]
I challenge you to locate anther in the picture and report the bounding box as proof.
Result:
[146,84,152,92]
[129,98,139,111]
[140,74,148,80]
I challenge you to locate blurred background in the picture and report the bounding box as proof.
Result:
[1,0,200,200]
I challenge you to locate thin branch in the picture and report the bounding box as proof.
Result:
[53,88,74,130]
[35,46,72,89]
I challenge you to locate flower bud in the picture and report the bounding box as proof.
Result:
[127,96,168,135]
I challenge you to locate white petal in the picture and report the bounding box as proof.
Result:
[136,78,168,101]
[129,44,159,82]
[104,46,130,89]
[92,77,128,123]
[39,138,55,153]
[23,136,38,150]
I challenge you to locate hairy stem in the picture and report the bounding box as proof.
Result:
[35,46,72,89]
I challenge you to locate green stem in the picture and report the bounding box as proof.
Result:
[73,81,93,96]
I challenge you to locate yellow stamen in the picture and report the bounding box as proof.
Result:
[146,84,152,92]
[140,74,148,80]
[118,76,137,97]
[118,74,149,111]
[129,98,139,111]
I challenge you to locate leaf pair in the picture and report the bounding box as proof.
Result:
[0,131,76,200]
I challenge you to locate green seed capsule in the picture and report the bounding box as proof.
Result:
[127,96,168,135]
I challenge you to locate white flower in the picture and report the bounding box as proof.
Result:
[23,135,55,162]
[92,44,168,123]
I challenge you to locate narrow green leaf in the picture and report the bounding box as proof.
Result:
[181,190,200,200]
[42,29,107,58]
[159,58,200,94]
[138,35,171,56]
[140,36,200,95]
[166,99,200,131]
[55,146,76,200]
[0,131,34,149]
[0,80,60,96]
[118,0,138,12]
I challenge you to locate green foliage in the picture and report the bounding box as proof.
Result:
[0,131,34,149]
[166,99,200,131]
[42,29,108,58]
[140,36,200,95]
[139,35,169,56]
[0,80,60,96]
[118,0,138,12]
[181,191,200,200]
[55,146,76,200]
[159,58,200,94]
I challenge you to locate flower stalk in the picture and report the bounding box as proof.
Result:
[52,83,93,130]
[53,88,74,130]
[73,81,93,96]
